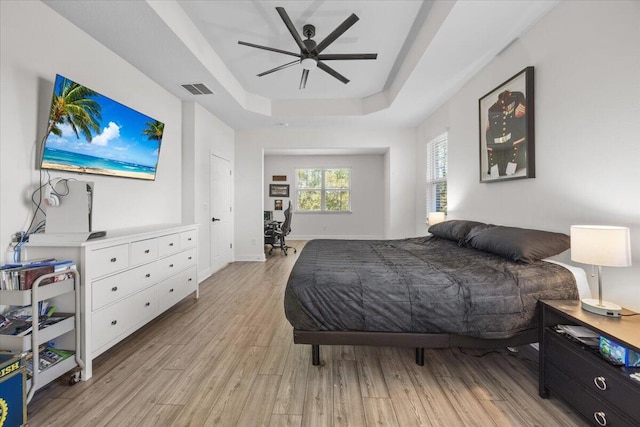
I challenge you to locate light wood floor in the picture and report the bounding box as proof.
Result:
[28,240,587,426]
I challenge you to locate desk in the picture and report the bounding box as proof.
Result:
[264,221,279,245]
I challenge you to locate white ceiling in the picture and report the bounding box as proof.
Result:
[43,0,558,131]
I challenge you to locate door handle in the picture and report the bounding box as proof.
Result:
[212,217,221,222]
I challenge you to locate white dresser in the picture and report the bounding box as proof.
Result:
[24,224,198,379]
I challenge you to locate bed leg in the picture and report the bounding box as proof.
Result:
[312,345,320,366]
[415,347,425,366]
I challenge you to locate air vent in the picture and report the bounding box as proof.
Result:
[181,83,214,95]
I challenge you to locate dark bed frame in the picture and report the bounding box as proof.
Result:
[293,329,539,366]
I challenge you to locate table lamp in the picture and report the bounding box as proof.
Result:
[570,225,632,317]
[428,211,446,226]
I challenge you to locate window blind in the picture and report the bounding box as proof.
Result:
[426,133,448,216]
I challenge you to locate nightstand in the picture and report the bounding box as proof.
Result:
[538,300,640,426]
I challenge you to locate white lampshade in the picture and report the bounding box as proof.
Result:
[301,58,318,70]
[428,211,446,225]
[570,225,632,267]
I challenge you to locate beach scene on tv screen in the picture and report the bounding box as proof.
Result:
[41,75,164,180]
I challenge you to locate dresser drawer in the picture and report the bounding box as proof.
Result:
[156,248,195,278]
[92,286,158,353]
[158,266,197,312]
[158,233,180,256]
[92,261,159,311]
[130,238,158,266]
[545,331,640,420]
[180,230,197,248]
[88,244,129,278]
[182,247,197,267]
[545,361,636,427]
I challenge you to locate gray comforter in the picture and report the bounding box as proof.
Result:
[284,237,578,339]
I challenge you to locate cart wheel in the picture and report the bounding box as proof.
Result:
[69,371,81,385]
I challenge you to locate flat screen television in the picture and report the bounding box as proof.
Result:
[40,74,164,181]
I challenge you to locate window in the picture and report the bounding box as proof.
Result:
[296,168,351,212]
[426,133,448,216]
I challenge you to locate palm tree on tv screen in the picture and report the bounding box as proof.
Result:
[46,77,101,143]
[142,120,164,142]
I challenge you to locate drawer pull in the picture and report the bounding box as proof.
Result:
[169,264,174,268]
[593,376,607,391]
[169,288,174,293]
[188,256,192,260]
[188,237,192,241]
[593,411,607,426]
[145,249,150,254]
[169,243,174,247]
[146,273,151,278]
[188,278,193,282]
[110,257,117,263]
[145,302,150,307]
[111,320,118,326]
[111,286,118,292]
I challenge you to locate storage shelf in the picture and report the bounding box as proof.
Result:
[28,355,77,392]
[0,277,74,305]
[0,315,74,352]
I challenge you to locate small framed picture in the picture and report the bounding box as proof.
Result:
[269,184,289,197]
[274,199,283,210]
[272,175,287,182]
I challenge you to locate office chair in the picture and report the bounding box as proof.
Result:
[264,201,297,255]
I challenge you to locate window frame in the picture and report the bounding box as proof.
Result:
[426,133,448,218]
[295,167,352,213]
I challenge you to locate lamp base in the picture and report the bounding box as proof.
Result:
[581,298,621,317]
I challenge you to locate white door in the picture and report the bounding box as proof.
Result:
[210,154,232,272]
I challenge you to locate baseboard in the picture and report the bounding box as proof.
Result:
[235,254,266,262]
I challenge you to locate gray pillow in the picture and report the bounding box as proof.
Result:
[465,225,570,263]
[428,220,486,245]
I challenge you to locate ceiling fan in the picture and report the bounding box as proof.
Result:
[238,7,378,89]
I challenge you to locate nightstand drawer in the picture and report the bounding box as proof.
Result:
[545,331,640,420]
[545,362,636,427]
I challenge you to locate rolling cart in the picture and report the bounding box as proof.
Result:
[0,269,84,405]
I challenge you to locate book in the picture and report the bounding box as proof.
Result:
[0,259,76,290]
[25,346,74,376]
[0,315,33,336]
[20,265,55,290]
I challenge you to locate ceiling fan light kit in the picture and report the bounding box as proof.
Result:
[238,7,378,89]
[301,58,317,70]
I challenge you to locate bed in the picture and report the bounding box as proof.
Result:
[284,220,586,365]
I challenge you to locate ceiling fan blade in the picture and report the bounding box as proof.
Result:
[318,53,378,61]
[276,7,308,54]
[315,13,359,54]
[317,62,349,84]
[299,69,310,89]
[238,41,301,58]
[257,60,300,77]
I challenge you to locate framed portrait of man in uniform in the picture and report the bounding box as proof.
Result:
[479,66,535,183]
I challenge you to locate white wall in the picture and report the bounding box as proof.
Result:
[264,154,385,239]
[0,1,184,259]
[183,102,235,278]
[416,1,640,312]
[235,128,416,261]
